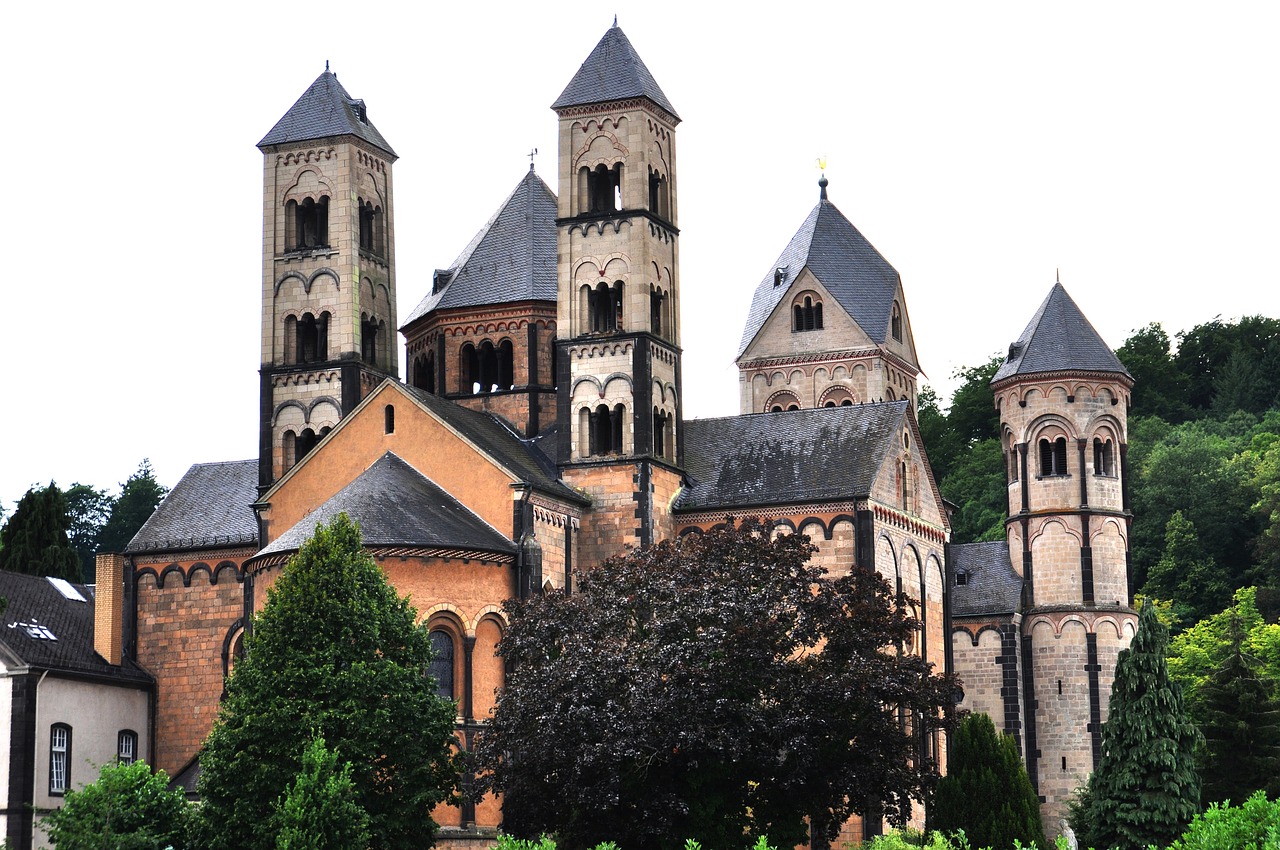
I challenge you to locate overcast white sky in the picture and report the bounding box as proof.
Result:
[2,1,1277,511]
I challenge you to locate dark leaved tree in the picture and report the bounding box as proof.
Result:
[63,482,114,582]
[196,514,458,850]
[96,460,168,554]
[0,483,80,581]
[43,760,191,850]
[475,519,958,850]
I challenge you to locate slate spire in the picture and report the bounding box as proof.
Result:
[259,67,396,157]
[993,282,1130,383]
[552,24,679,119]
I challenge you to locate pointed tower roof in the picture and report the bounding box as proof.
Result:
[402,169,558,327]
[259,67,396,157]
[737,188,902,358]
[552,24,679,120]
[992,282,1131,383]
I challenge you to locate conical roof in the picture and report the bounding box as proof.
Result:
[259,68,396,157]
[738,192,902,358]
[402,169,558,327]
[992,282,1130,383]
[552,24,679,119]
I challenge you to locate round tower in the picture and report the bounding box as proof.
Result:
[991,281,1138,828]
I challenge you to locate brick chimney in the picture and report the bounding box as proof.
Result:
[94,553,124,666]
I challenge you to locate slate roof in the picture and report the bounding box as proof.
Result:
[401,386,586,505]
[675,401,909,512]
[0,571,152,683]
[403,170,558,327]
[258,68,396,157]
[552,24,679,119]
[950,541,1023,617]
[738,194,903,358]
[127,460,258,554]
[992,282,1130,383]
[256,453,517,559]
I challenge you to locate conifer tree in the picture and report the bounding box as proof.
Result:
[274,734,370,850]
[931,712,1046,850]
[1084,602,1202,850]
[0,483,80,581]
[1196,618,1280,805]
[197,514,458,850]
[97,460,168,553]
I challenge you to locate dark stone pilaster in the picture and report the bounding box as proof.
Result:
[1086,633,1103,769]
[1021,633,1041,797]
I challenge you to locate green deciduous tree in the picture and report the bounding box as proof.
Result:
[930,712,1045,850]
[0,483,80,581]
[1083,602,1201,850]
[476,519,959,850]
[1144,511,1230,626]
[1167,791,1280,850]
[1116,322,1193,423]
[97,460,168,554]
[274,734,371,850]
[937,438,1006,544]
[63,482,113,583]
[196,513,457,850]
[42,760,191,850]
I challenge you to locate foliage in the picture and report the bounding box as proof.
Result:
[1083,602,1201,850]
[1143,511,1230,627]
[42,760,190,850]
[63,482,113,583]
[1166,791,1280,850]
[931,713,1046,850]
[0,483,80,581]
[918,356,1002,484]
[476,519,959,850]
[1175,315,1280,416]
[97,460,168,554]
[938,438,1007,544]
[1167,587,1280,718]
[1194,619,1280,805]
[196,513,458,850]
[1246,435,1280,588]
[1116,322,1193,424]
[274,734,370,850]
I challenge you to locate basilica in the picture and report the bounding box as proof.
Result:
[104,22,1138,847]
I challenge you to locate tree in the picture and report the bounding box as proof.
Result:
[475,519,959,850]
[96,460,168,554]
[0,483,80,581]
[1116,322,1192,423]
[1143,511,1230,626]
[1083,601,1201,850]
[937,438,1007,544]
[930,712,1045,850]
[1167,586,1280,718]
[196,514,458,850]
[1167,791,1280,850]
[42,760,190,850]
[274,734,370,850]
[63,483,114,583]
[1194,618,1280,806]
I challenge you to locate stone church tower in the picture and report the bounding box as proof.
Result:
[552,25,685,563]
[990,282,1138,824]
[256,68,400,488]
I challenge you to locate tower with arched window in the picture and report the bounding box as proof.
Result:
[551,24,685,563]
[256,67,400,488]
[985,281,1137,827]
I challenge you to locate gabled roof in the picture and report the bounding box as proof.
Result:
[0,571,152,683]
[256,453,517,559]
[400,386,586,505]
[738,194,902,358]
[258,68,396,157]
[403,170,558,327]
[675,401,910,512]
[950,540,1023,617]
[992,282,1130,383]
[127,460,258,554]
[552,24,679,120]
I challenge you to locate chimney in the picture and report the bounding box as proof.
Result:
[94,553,124,666]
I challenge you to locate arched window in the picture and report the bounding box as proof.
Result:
[1008,438,1020,483]
[1094,438,1114,476]
[460,343,478,393]
[589,282,623,332]
[297,428,319,459]
[588,404,626,455]
[293,312,329,365]
[50,724,71,795]
[289,196,329,250]
[498,339,515,390]
[653,408,671,459]
[283,430,297,469]
[361,315,380,367]
[648,168,668,218]
[892,301,903,341]
[358,199,383,256]
[117,730,138,765]
[384,404,395,435]
[792,295,823,332]
[1038,436,1069,476]
[428,630,454,700]
[587,163,622,214]
[650,286,665,336]
[477,341,498,392]
[412,352,436,393]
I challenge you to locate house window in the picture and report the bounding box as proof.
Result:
[1039,437,1069,477]
[1094,438,1114,476]
[792,295,823,332]
[428,630,454,700]
[892,302,903,341]
[50,724,71,794]
[118,730,138,765]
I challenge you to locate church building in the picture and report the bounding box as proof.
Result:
[94,22,1137,849]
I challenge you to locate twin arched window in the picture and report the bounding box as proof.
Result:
[588,282,623,333]
[580,404,626,456]
[358,197,385,257]
[1094,437,1115,476]
[285,196,329,251]
[286,312,330,365]
[583,163,623,214]
[793,295,823,332]
[1038,437,1069,477]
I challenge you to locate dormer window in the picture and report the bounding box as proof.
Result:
[955,571,970,587]
[792,295,823,332]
